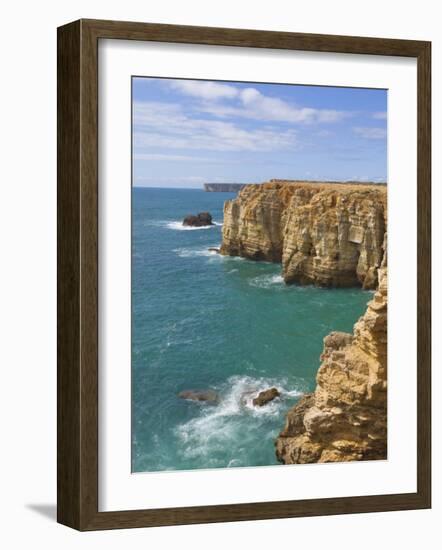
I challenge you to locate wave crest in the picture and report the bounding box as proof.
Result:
[175,375,304,466]
[167,221,222,231]
[249,274,284,289]
[174,246,221,258]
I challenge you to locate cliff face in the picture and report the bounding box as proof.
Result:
[275,264,388,464]
[220,181,387,289]
[220,180,388,465]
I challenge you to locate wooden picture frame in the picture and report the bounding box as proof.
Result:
[57,18,431,530]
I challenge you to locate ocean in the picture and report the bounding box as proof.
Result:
[132,187,371,473]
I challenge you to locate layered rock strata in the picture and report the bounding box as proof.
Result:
[219,181,388,464]
[220,181,387,289]
[275,264,388,463]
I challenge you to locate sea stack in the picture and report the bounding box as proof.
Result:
[253,388,281,407]
[183,212,214,227]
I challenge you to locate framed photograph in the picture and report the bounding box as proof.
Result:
[57,19,431,530]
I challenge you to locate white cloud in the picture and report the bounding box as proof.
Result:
[168,81,350,124]
[239,87,317,122]
[169,80,238,100]
[373,111,388,120]
[316,110,346,123]
[133,101,186,128]
[353,127,387,140]
[133,101,298,152]
[198,87,349,124]
[134,153,216,162]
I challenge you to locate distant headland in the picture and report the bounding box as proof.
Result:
[204,183,248,192]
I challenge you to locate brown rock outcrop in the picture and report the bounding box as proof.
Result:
[220,181,387,289]
[275,265,388,464]
[183,212,214,227]
[178,389,219,404]
[253,388,281,407]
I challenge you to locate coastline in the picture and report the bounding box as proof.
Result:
[218,180,388,464]
[132,187,372,472]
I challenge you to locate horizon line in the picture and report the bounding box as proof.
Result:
[133,179,388,190]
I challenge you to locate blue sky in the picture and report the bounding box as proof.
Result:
[132,77,387,188]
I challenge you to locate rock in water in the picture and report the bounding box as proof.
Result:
[183,212,214,227]
[178,389,219,404]
[253,387,280,406]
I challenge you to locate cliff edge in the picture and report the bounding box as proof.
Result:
[219,180,388,464]
[275,262,387,464]
[220,181,387,289]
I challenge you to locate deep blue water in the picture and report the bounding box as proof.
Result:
[132,187,371,472]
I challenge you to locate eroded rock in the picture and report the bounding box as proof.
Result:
[252,387,280,407]
[220,181,387,289]
[183,212,214,227]
[275,267,388,464]
[178,389,219,404]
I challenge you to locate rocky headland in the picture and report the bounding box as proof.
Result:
[219,180,388,464]
[220,180,387,289]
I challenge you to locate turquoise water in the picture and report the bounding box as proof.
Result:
[132,187,371,473]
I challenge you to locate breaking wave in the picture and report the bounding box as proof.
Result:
[167,221,219,231]
[175,375,304,467]
[142,220,222,231]
[173,246,221,258]
[249,273,285,289]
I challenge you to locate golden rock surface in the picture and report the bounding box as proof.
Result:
[220,180,387,289]
[220,180,388,464]
[275,266,388,464]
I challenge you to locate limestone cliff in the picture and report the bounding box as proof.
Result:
[275,263,388,463]
[220,180,388,464]
[220,181,387,289]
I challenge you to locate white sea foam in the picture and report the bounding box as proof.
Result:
[166,220,222,231]
[174,246,221,258]
[221,255,246,262]
[285,389,305,397]
[143,220,222,230]
[248,273,285,289]
[175,375,303,463]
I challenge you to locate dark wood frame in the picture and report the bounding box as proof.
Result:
[57,18,431,531]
